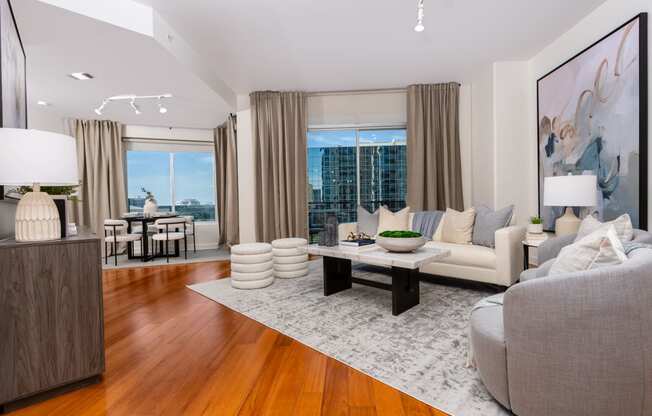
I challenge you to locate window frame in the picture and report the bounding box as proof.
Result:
[123,138,218,223]
[307,124,407,207]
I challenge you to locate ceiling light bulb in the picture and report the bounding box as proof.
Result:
[414,22,425,32]
[130,99,141,115]
[94,108,102,115]
[37,100,49,106]
[158,98,168,114]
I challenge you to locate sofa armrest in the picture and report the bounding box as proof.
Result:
[338,222,357,241]
[503,263,651,416]
[537,233,576,264]
[494,225,526,286]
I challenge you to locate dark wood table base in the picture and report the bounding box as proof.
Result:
[322,256,420,316]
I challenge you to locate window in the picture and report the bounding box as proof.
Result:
[307,128,407,241]
[126,150,216,221]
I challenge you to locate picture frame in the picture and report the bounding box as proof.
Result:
[536,13,648,231]
[0,0,27,200]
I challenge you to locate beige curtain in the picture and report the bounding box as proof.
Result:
[406,83,464,211]
[66,119,127,242]
[250,91,308,242]
[215,114,239,247]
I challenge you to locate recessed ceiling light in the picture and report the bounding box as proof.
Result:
[69,72,94,80]
[37,100,49,106]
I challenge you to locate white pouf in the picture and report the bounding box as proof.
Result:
[271,238,309,279]
[230,243,274,289]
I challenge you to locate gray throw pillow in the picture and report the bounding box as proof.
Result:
[472,205,514,248]
[357,206,381,237]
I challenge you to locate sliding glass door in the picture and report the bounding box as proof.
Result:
[307,128,407,242]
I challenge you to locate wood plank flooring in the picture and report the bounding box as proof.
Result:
[10,261,448,416]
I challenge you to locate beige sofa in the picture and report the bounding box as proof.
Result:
[338,213,526,287]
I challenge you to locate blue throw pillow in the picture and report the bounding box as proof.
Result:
[472,205,514,248]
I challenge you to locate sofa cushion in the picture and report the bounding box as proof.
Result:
[575,213,634,243]
[472,205,514,248]
[441,207,476,244]
[470,306,510,409]
[377,206,410,234]
[357,206,381,237]
[426,240,496,269]
[549,225,627,276]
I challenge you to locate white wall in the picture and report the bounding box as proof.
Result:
[236,104,256,243]
[28,104,65,133]
[493,61,531,224]
[469,66,496,209]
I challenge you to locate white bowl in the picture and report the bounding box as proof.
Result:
[376,236,426,253]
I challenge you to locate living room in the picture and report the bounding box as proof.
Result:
[0,0,650,415]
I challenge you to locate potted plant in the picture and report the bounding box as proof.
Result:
[528,216,544,234]
[376,230,426,253]
[142,187,158,215]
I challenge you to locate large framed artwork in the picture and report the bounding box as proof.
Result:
[0,0,26,200]
[537,13,648,231]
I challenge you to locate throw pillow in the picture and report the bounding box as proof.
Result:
[575,213,634,243]
[472,205,514,248]
[441,208,476,244]
[377,206,411,234]
[549,225,627,276]
[357,206,381,237]
[433,213,446,241]
[411,210,445,240]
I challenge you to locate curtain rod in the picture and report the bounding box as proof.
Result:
[122,137,212,145]
[307,83,462,97]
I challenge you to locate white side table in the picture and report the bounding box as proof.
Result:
[522,235,552,269]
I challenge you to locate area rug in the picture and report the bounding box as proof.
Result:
[188,260,511,416]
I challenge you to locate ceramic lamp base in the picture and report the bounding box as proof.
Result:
[15,191,61,242]
[555,207,581,236]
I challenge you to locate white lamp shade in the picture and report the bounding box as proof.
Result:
[543,175,598,207]
[0,128,79,186]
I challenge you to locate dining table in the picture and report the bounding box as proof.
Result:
[121,212,182,262]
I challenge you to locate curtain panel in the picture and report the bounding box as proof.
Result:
[250,91,308,242]
[215,114,239,247]
[66,119,127,246]
[406,83,464,211]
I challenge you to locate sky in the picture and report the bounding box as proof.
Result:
[127,151,215,206]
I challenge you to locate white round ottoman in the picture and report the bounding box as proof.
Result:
[230,243,274,289]
[271,238,309,278]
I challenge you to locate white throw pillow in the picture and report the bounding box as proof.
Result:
[433,213,446,241]
[575,214,634,243]
[377,206,411,234]
[441,208,476,245]
[549,225,627,276]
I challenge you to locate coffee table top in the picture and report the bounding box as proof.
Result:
[306,244,450,270]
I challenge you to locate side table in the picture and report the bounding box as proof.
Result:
[522,237,549,270]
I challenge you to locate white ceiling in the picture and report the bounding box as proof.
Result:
[14,0,607,129]
[13,0,231,129]
[135,0,606,92]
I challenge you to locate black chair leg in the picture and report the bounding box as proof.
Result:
[165,239,169,263]
[184,236,188,260]
[114,244,118,266]
[105,242,108,265]
[193,234,196,253]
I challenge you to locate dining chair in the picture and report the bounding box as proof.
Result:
[182,215,197,252]
[104,219,143,266]
[152,218,188,263]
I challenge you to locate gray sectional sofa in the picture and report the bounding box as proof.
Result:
[470,229,652,416]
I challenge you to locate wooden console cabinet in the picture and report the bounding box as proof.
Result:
[0,233,105,410]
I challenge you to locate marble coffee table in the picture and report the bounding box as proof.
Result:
[306,244,450,315]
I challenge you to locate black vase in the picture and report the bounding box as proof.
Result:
[53,198,67,238]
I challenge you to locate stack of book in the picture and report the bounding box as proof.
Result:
[339,239,376,250]
[525,232,549,244]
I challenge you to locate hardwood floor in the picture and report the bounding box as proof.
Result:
[10,261,448,416]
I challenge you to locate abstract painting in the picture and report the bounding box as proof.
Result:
[537,14,648,231]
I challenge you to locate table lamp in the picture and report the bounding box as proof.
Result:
[0,128,79,242]
[543,174,598,236]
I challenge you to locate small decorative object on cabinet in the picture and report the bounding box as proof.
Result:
[0,231,104,412]
[527,216,544,234]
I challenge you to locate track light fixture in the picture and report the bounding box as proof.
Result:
[414,0,425,32]
[93,94,172,116]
